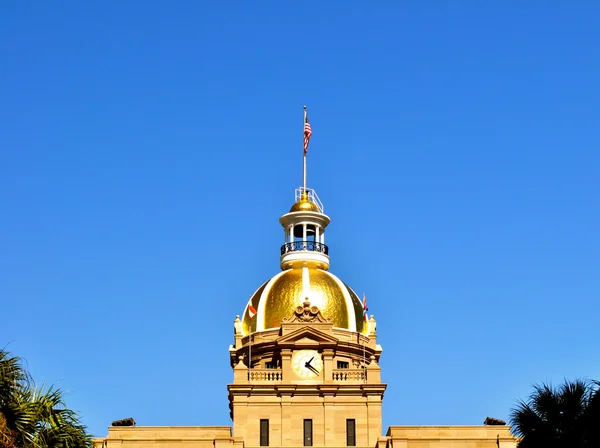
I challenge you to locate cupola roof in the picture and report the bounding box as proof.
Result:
[289,192,321,212]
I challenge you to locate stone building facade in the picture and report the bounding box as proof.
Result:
[94,171,517,448]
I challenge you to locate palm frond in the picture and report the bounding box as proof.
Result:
[510,379,600,448]
[0,349,93,448]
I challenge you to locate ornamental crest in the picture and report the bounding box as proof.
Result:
[283,299,331,324]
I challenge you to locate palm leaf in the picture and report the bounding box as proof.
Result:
[0,349,92,448]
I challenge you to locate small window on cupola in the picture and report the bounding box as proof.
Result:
[337,361,349,369]
[265,361,278,369]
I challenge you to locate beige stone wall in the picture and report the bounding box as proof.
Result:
[93,426,237,448]
[94,424,517,448]
[91,317,517,448]
[386,426,517,448]
[229,319,386,448]
[231,392,382,447]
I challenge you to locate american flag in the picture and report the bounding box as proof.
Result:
[304,109,312,154]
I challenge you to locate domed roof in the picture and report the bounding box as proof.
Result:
[243,267,367,335]
[289,198,320,212]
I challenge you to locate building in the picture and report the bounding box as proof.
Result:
[94,125,518,448]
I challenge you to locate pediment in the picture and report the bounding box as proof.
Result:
[277,326,339,348]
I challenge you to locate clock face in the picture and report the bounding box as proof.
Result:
[292,349,322,379]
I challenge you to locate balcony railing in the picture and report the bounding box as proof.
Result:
[332,369,365,382]
[248,369,283,382]
[281,241,329,256]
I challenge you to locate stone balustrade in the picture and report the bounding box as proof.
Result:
[332,369,365,382]
[248,369,283,382]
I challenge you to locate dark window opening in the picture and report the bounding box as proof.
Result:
[346,419,356,446]
[260,419,269,446]
[293,225,303,239]
[304,419,313,446]
[265,361,278,369]
[337,361,349,369]
[306,225,316,242]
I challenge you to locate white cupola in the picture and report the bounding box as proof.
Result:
[279,188,331,270]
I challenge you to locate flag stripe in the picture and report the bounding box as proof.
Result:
[304,111,312,154]
[248,296,257,319]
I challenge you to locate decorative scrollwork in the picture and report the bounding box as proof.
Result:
[282,300,331,324]
[280,241,329,256]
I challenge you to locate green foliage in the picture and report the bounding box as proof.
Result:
[510,379,600,448]
[0,349,92,448]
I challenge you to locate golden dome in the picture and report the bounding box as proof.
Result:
[289,199,320,213]
[243,267,367,335]
[289,191,321,213]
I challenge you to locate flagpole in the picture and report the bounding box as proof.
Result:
[363,328,366,383]
[363,294,367,383]
[303,105,307,191]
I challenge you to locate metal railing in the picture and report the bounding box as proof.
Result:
[295,187,324,213]
[281,241,329,256]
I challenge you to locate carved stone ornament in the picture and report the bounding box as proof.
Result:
[282,299,331,324]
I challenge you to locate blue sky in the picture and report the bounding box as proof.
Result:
[1,0,599,437]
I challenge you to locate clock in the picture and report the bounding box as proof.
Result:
[292,349,322,379]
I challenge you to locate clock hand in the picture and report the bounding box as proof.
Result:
[307,364,319,375]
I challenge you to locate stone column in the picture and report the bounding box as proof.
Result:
[366,395,383,448]
[322,349,334,384]
[281,349,293,383]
